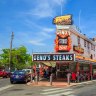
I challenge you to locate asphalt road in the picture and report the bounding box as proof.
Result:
[0,78,96,96]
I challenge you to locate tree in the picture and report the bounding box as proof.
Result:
[0,46,34,70]
[0,49,10,68]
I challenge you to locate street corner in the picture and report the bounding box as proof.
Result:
[27,81,51,87]
[27,82,36,86]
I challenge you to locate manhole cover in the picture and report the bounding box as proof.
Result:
[25,93,33,95]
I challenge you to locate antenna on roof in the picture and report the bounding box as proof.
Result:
[61,0,63,16]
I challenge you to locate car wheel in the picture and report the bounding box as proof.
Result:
[10,81,14,84]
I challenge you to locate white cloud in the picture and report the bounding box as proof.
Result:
[43,28,55,33]
[24,19,55,37]
[52,0,68,6]
[32,2,54,18]
[15,26,55,46]
[29,39,45,46]
[23,0,69,18]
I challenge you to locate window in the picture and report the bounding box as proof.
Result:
[90,54,93,59]
[94,45,95,51]
[78,36,80,45]
[84,40,86,47]
[91,43,93,50]
[87,42,90,49]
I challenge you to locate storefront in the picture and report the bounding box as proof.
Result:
[32,15,96,82]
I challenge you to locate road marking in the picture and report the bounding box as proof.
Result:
[43,88,72,91]
[47,91,73,96]
[43,88,64,91]
[0,85,14,92]
[62,91,73,95]
[41,89,73,95]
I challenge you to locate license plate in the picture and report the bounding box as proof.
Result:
[16,75,19,78]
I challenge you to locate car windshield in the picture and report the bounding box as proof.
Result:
[13,71,26,75]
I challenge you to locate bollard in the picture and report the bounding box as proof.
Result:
[67,73,71,85]
[50,74,53,86]
[35,75,38,84]
[91,75,93,80]
[77,76,79,83]
[31,73,33,83]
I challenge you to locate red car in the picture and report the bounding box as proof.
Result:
[0,70,10,78]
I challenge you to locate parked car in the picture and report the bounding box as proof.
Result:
[0,70,11,78]
[22,69,32,74]
[10,70,31,84]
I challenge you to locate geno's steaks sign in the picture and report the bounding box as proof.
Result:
[32,53,75,61]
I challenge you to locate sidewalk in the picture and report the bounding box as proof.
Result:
[27,80,96,87]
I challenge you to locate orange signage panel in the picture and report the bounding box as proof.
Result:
[53,15,72,25]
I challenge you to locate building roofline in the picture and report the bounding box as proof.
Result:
[56,25,96,45]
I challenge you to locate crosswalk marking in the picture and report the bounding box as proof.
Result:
[43,88,64,91]
[63,91,73,95]
[68,95,76,96]
[42,89,73,95]
[46,91,74,96]
[0,85,14,92]
[41,87,76,96]
[43,88,72,92]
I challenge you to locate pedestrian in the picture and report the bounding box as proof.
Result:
[76,71,80,82]
[67,71,71,85]
[32,69,35,82]
[71,72,76,82]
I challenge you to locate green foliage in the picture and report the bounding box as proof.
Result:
[0,46,34,70]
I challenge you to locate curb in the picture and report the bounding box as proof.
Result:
[27,80,96,87]
[69,80,96,87]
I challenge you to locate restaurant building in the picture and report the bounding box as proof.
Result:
[54,15,96,80]
[32,15,96,81]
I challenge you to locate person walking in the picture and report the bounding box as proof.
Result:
[67,71,71,85]
[71,72,76,82]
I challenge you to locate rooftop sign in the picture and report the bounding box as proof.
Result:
[53,15,72,25]
[32,53,75,62]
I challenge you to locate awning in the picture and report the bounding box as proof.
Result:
[41,62,56,67]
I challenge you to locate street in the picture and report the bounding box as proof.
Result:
[0,78,96,96]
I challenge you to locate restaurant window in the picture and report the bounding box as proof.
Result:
[84,40,86,47]
[94,45,95,51]
[78,36,80,45]
[91,43,93,50]
[90,54,93,59]
[91,44,94,50]
[87,42,90,49]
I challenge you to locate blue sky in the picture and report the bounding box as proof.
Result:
[0,0,96,54]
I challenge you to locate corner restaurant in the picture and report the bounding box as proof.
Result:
[32,15,96,80]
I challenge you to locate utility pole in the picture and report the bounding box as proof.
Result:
[9,32,14,72]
